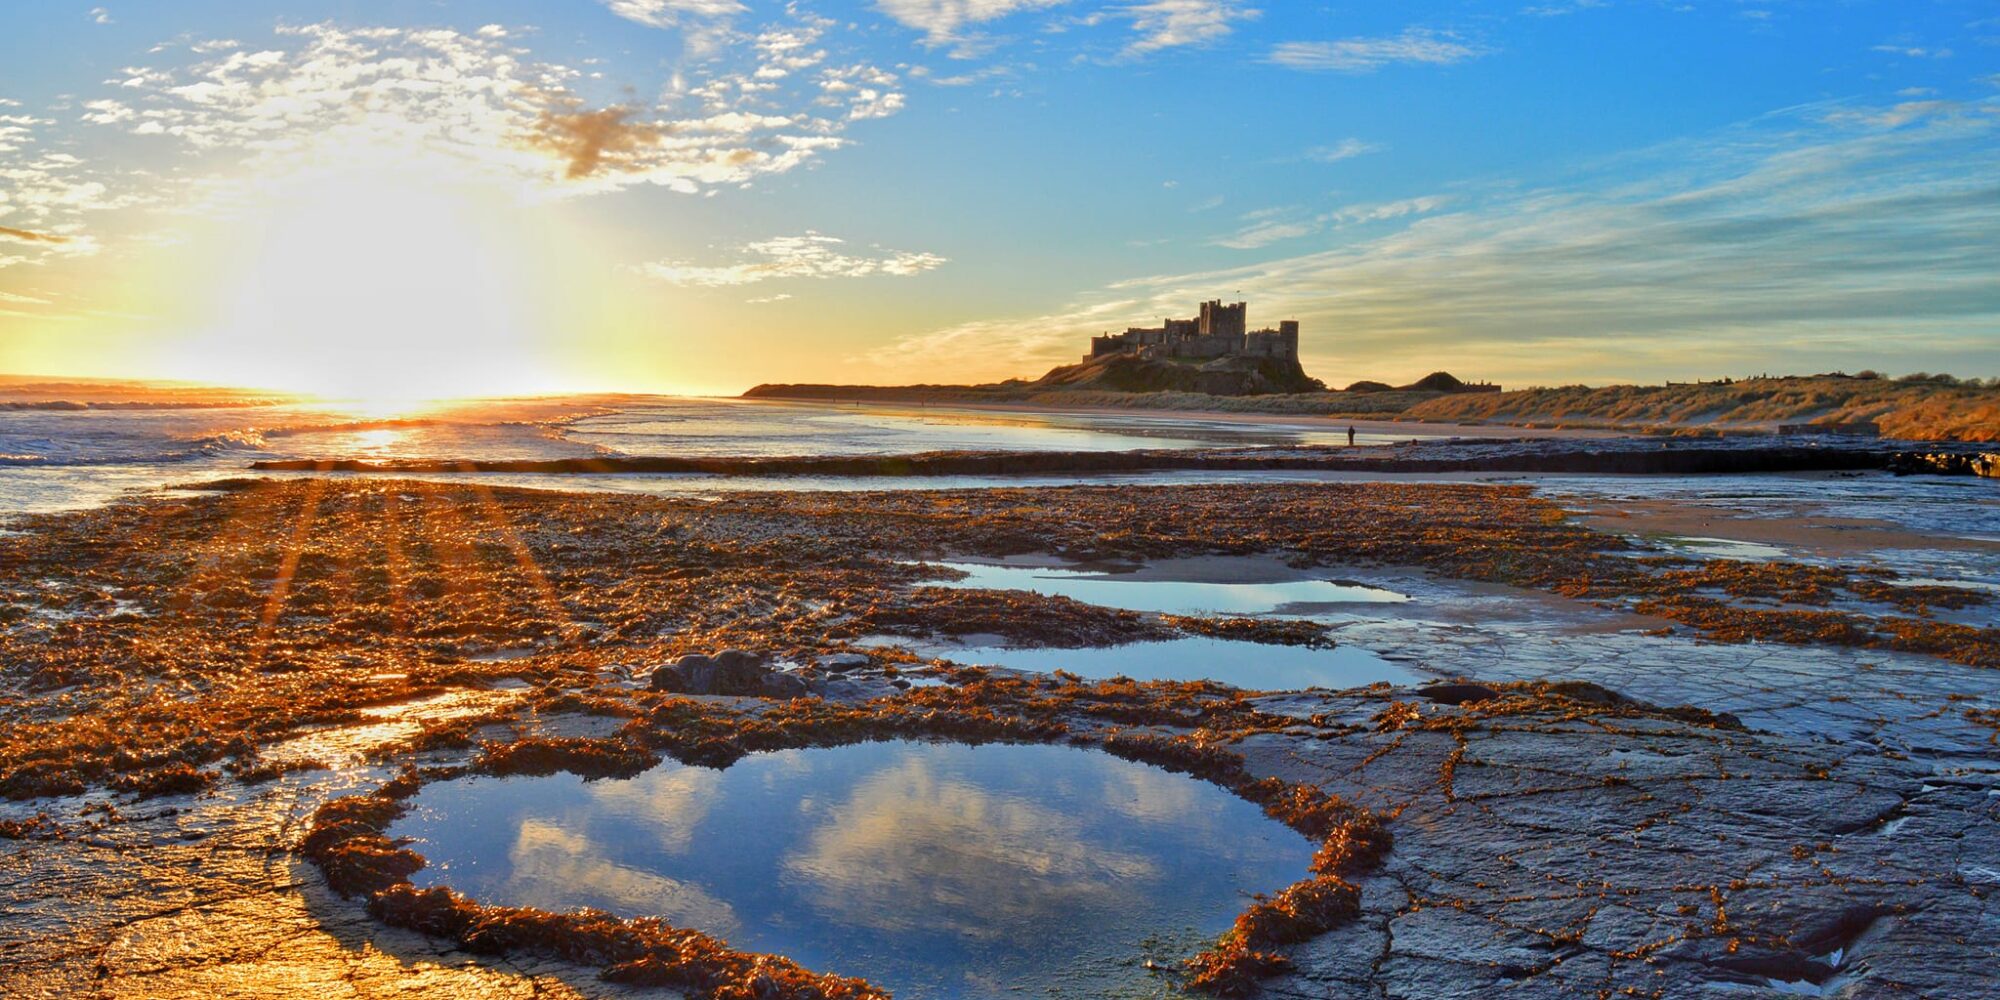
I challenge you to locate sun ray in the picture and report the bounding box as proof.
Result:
[255,478,327,644]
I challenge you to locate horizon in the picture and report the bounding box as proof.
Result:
[2,1,1997,401]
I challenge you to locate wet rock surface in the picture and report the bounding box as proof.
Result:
[0,479,1995,997]
[1889,450,2000,478]
[248,434,1992,479]
[648,649,806,698]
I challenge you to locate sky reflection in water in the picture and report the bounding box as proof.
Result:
[924,561,1409,616]
[391,741,1316,998]
[936,636,1422,690]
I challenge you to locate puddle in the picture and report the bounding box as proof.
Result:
[921,561,1408,615]
[932,636,1422,690]
[1649,535,1789,561]
[390,740,1315,998]
[265,689,517,767]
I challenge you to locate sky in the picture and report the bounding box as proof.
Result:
[0,0,1996,398]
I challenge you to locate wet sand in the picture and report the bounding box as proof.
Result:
[1576,495,2000,557]
[735,395,1618,441]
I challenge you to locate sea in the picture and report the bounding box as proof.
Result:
[1,391,1995,591]
[0,394,1408,515]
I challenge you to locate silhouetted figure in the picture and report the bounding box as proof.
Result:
[1346,425,1356,447]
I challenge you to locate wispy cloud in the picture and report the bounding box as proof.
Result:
[600,0,746,29]
[1872,43,1953,59]
[88,7,112,25]
[1521,0,1606,17]
[634,232,948,286]
[0,225,73,245]
[1269,28,1484,73]
[1306,138,1385,162]
[867,101,2000,384]
[1215,195,1446,249]
[874,0,1068,55]
[1118,0,1258,57]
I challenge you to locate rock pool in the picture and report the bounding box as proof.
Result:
[389,741,1318,998]
[934,636,1423,690]
[923,560,1408,615]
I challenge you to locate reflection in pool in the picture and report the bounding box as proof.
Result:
[936,636,1422,690]
[1650,535,1789,561]
[923,561,1408,615]
[390,742,1316,998]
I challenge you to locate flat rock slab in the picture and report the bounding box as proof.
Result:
[2,682,1993,1000]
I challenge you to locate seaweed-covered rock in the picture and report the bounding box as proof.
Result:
[650,650,806,699]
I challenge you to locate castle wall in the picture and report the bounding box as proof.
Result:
[1088,302,1301,364]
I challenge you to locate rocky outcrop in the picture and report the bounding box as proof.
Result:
[1889,451,2000,478]
[256,437,1936,478]
[649,649,807,699]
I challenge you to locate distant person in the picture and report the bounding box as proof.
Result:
[1347,425,1356,447]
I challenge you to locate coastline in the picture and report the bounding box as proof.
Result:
[3,478,1997,998]
[730,394,1614,441]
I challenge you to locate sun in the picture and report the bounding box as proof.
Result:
[178,166,562,411]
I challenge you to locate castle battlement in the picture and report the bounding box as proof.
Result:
[1088,300,1300,364]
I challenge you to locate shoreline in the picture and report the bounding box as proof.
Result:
[2,479,1996,998]
[729,394,1613,441]
[248,437,1951,478]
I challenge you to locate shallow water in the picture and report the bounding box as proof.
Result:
[1649,534,1790,561]
[0,395,1425,516]
[933,636,1423,690]
[390,741,1315,999]
[922,560,1410,615]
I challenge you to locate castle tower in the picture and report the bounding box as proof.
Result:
[1197,300,1248,339]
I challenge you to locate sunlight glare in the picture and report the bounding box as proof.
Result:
[191,166,557,411]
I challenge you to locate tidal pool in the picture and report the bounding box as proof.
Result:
[390,741,1316,998]
[937,636,1423,690]
[923,560,1408,615]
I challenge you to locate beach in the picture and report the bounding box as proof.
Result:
[2,472,1996,998]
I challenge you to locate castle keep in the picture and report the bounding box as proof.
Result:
[1088,300,1300,364]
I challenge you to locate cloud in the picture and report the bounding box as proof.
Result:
[784,756,1153,938]
[600,0,747,29]
[1521,0,1606,16]
[74,20,902,198]
[0,112,126,267]
[1306,138,1385,162]
[89,7,112,25]
[0,226,72,245]
[1215,195,1446,249]
[1269,28,1484,73]
[1872,44,1952,59]
[874,0,1069,53]
[866,100,2000,384]
[634,232,947,285]
[1118,0,1258,57]
[526,106,665,180]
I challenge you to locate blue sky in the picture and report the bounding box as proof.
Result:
[1,0,1996,393]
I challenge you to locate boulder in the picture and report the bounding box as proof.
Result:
[1415,683,1501,706]
[649,650,806,699]
[821,652,871,673]
[761,672,809,699]
[649,653,714,693]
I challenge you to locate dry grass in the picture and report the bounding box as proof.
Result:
[1403,377,2000,439]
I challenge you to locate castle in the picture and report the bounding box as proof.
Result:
[1087,300,1299,364]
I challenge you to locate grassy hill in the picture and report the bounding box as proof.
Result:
[745,373,2000,442]
[1403,376,2000,440]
